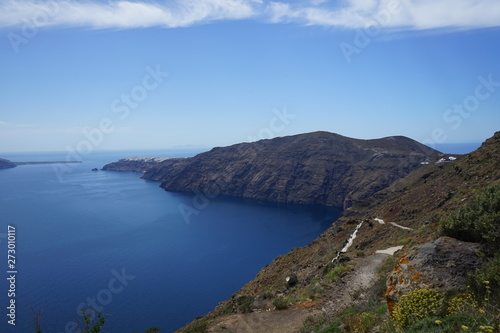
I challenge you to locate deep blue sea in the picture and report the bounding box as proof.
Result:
[0,150,341,333]
[434,143,481,154]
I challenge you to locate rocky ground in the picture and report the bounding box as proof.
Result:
[206,250,399,333]
[208,309,318,333]
[177,132,500,333]
[182,218,413,333]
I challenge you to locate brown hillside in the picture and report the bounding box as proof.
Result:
[176,131,500,333]
[145,131,440,208]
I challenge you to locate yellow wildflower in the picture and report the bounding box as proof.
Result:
[479,326,494,333]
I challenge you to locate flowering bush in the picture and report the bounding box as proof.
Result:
[392,288,445,330]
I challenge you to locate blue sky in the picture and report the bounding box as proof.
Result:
[0,0,499,152]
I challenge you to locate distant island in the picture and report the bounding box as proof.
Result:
[102,156,183,173]
[0,158,16,169]
[103,131,444,208]
[0,158,81,169]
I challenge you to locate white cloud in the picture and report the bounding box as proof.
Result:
[266,0,500,30]
[0,0,260,29]
[400,0,500,30]
[348,0,378,12]
[0,0,499,31]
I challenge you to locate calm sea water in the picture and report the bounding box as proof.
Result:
[0,150,341,333]
[434,142,481,154]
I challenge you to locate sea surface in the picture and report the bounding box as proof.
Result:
[0,149,341,333]
[434,142,481,155]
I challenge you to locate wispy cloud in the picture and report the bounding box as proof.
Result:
[266,0,500,30]
[0,0,499,31]
[0,0,261,29]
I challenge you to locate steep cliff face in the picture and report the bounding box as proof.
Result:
[0,158,16,169]
[143,132,440,208]
[176,131,500,333]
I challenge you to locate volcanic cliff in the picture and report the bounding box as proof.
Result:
[104,131,441,208]
[175,132,500,333]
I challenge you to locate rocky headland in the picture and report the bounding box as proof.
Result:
[0,158,16,169]
[103,131,442,208]
[0,158,81,169]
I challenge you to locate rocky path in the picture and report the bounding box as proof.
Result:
[208,250,398,333]
[321,252,392,315]
[209,308,319,333]
[206,220,407,333]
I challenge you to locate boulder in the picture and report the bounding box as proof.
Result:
[385,236,483,315]
[285,274,298,287]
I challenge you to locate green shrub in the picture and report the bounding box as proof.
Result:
[467,253,500,305]
[261,290,275,299]
[406,314,478,333]
[355,250,365,258]
[326,265,347,283]
[180,320,208,333]
[343,312,378,333]
[236,295,254,313]
[298,287,317,301]
[440,185,500,252]
[392,288,445,330]
[81,310,105,333]
[272,296,289,310]
[300,315,342,333]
